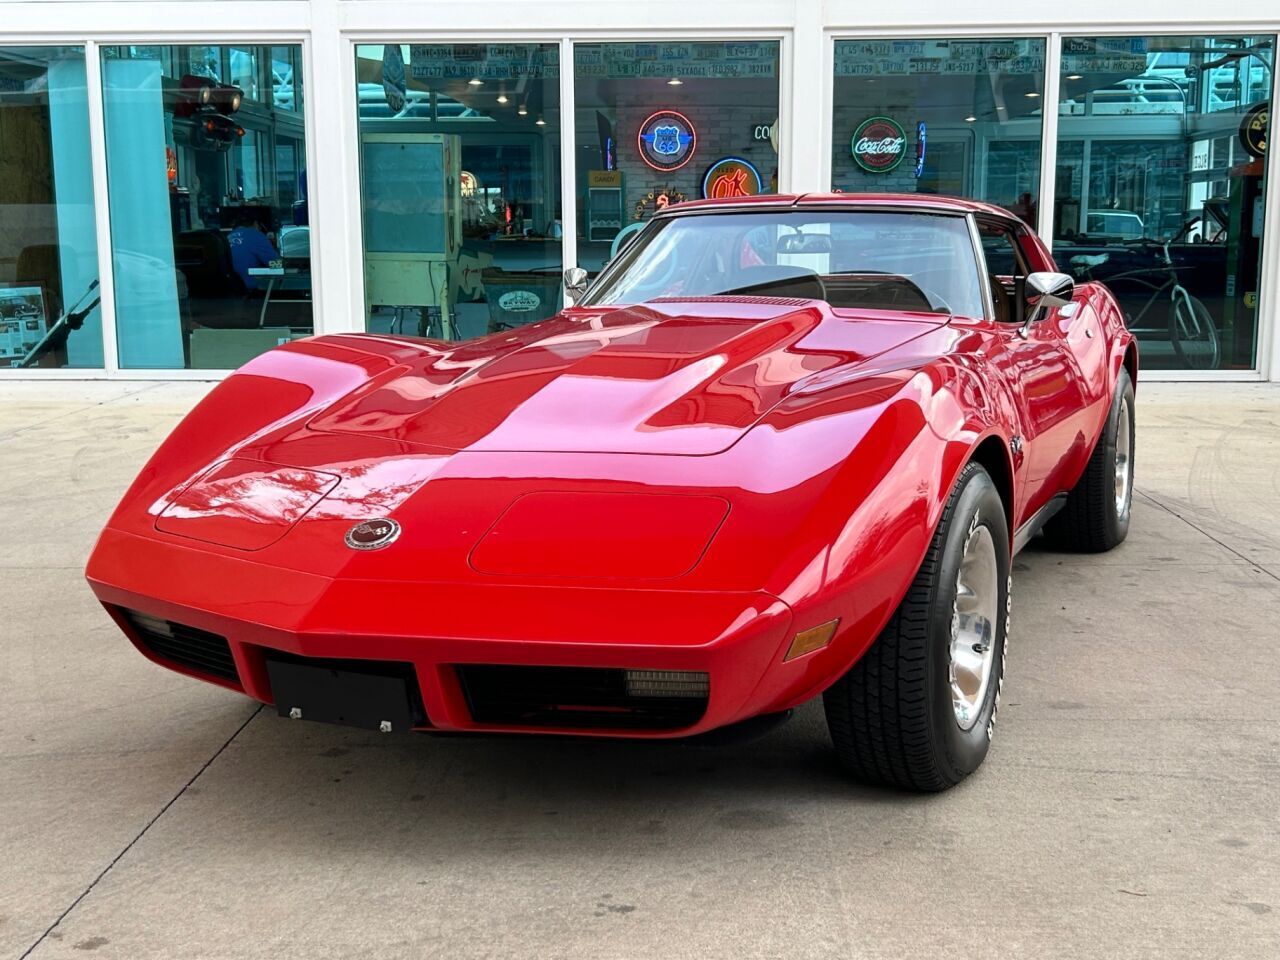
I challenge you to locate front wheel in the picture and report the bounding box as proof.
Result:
[823,463,1010,792]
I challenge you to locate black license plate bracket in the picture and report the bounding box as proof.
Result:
[266,658,418,732]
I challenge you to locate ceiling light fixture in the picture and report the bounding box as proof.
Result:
[497,93,509,104]
[1025,91,1041,98]
[468,78,483,86]
[667,77,683,86]
[535,116,546,126]
[1066,74,1083,80]
[965,115,977,122]
[517,104,528,116]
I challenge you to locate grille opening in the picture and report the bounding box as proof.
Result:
[119,608,240,685]
[457,665,709,730]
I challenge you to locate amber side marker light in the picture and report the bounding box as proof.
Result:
[784,620,840,661]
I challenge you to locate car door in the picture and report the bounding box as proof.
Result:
[1008,218,1112,489]
[975,217,1089,526]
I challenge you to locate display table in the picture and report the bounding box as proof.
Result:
[247,264,312,327]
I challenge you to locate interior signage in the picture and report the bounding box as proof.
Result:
[835,39,1049,78]
[702,157,763,199]
[851,116,907,173]
[634,186,689,220]
[749,120,779,154]
[1240,104,1268,159]
[638,110,697,172]
[497,290,541,313]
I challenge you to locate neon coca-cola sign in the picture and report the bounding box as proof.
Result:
[851,116,907,174]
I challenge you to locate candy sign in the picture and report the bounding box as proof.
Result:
[851,116,907,173]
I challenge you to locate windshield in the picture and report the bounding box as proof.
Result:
[582,210,985,318]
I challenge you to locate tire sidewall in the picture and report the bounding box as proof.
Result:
[927,468,1011,783]
[1105,371,1136,541]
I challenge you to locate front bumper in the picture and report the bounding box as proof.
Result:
[89,528,803,738]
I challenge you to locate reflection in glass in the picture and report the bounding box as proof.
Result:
[1055,36,1274,370]
[583,210,984,318]
[101,44,312,369]
[354,43,562,341]
[831,39,1047,224]
[572,41,782,274]
[271,47,298,111]
[0,45,103,369]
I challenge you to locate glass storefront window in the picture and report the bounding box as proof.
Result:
[354,43,561,340]
[574,41,782,274]
[831,39,1047,225]
[229,48,260,103]
[271,47,298,112]
[101,44,312,369]
[1055,35,1274,371]
[0,45,103,369]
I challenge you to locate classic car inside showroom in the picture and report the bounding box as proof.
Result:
[2,1,1278,959]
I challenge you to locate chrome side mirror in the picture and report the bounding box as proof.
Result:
[1020,271,1074,338]
[563,266,589,303]
[1024,271,1074,310]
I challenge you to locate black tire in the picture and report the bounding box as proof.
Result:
[1169,293,1219,371]
[823,463,1010,792]
[1042,369,1135,553]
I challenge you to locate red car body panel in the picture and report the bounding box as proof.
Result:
[86,195,1136,738]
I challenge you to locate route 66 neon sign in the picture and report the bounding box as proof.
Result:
[638,110,697,172]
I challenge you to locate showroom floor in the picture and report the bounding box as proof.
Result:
[2,380,1278,960]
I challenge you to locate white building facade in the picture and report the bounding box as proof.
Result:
[3,0,1277,380]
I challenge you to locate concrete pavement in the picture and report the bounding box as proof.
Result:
[1,380,1277,959]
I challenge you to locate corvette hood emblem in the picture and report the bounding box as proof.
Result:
[344,518,401,551]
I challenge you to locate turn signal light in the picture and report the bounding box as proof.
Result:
[784,619,839,661]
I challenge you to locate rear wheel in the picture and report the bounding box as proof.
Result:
[1042,369,1135,553]
[1170,291,1219,371]
[823,463,1010,792]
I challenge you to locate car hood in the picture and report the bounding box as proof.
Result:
[307,298,943,456]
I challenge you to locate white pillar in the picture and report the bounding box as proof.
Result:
[306,0,363,334]
[786,0,826,193]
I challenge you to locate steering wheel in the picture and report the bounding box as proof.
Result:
[918,286,953,314]
[855,277,935,312]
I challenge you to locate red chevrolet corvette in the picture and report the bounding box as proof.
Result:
[87,195,1136,791]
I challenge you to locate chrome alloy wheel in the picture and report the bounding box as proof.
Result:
[949,522,999,730]
[1115,395,1133,518]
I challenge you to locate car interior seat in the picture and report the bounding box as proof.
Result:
[990,275,1013,324]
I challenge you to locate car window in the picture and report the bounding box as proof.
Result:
[977,221,1031,324]
[584,210,986,319]
[979,225,1028,280]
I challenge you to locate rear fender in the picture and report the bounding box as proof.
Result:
[1056,283,1137,497]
